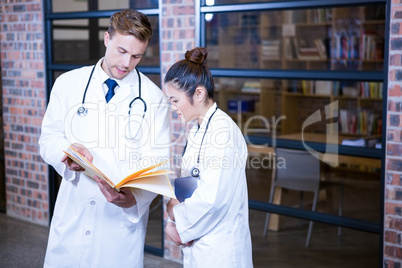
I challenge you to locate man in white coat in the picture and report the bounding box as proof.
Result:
[39,9,170,267]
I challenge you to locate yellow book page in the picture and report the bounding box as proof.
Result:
[115,169,173,189]
[115,160,170,188]
[120,174,176,199]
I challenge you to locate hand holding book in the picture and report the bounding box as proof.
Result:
[63,145,176,199]
[61,143,93,172]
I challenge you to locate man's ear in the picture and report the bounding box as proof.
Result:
[104,31,110,47]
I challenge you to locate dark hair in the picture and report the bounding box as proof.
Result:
[164,47,214,103]
[108,9,152,43]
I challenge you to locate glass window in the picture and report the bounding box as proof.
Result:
[52,16,160,67]
[145,196,163,249]
[52,0,158,13]
[215,77,383,148]
[205,6,385,71]
[206,3,385,264]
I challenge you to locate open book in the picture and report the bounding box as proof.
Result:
[63,146,176,199]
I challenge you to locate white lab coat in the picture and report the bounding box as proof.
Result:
[173,103,253,268]
[39,58,170,268]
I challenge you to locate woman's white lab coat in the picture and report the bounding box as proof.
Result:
[39,58,170,268]
[173,103,253,268]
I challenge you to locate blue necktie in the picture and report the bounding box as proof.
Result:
[105,78,118,103]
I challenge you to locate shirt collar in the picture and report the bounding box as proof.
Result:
[96,58,138,92]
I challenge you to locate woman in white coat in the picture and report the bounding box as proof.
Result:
[39,9,170,267]
[164,47,253,268]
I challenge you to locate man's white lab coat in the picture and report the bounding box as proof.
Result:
[39,59,170,267]
[173,103,253,268]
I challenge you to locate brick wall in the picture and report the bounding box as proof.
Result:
[0,1,48,226]
[160,0,196,263]
[385,1,402,267]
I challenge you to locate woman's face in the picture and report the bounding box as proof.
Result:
[164,83,196,123]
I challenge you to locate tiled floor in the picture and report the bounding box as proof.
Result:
[0,206,380,268]
[0,213,181,268]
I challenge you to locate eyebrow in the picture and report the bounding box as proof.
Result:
[168,96,176,100]
[118,46,143,57]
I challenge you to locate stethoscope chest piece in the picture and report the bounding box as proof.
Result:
[190,167,200,178]
[77,106,88,117]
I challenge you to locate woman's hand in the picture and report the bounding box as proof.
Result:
[165,221,193,247]
[62,143,93,172]
[95,176,137,208]
[166,198,180,222]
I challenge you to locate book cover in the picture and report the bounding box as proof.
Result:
[174,176,199,203]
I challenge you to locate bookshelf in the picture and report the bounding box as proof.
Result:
[207,5,385,148]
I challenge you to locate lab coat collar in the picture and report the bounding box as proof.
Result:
[198,102,218,130]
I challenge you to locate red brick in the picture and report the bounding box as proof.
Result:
[385,245,396,258]
[389,84,402,97]
[386,230,397,243]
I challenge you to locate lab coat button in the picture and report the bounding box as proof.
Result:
[90,200,96,205]
[85,231,91,236]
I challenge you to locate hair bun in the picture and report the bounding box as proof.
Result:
[185,47,208,65]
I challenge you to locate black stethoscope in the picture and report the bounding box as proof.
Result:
[182,106,218,178]
[76,65,147,140]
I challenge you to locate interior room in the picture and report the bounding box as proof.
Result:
[0,0,394,267]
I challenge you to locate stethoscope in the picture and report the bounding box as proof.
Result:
[182,106,218,178]
[76,65,147,140]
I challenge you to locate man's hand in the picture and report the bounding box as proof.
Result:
[62,143,93,172]
[166,198,180,222]
[95,176,137,208]
[165,221,192,247]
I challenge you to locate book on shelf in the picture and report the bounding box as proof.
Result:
[284,37,298,59]
[314,81,332,95]
[341,137,379,148]
[63,146,176,199]
[309,8,332,23]
[360,31,384,60]
[295,38,321,60]
[342,85,359,97]
[301,80,314,94]
[359,82,383,99]
[292,38,328,60]
[261,39,281,60]
[339,109,382,135]
[242,81,261,93]
[314,39,328,59]
[334,34,360,60]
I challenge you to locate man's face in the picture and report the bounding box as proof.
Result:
[102,31,148,80]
